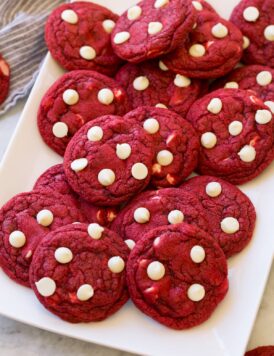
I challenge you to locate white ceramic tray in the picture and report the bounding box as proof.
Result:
[0,1,273,355]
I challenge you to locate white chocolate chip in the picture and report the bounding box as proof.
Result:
[228,120,243,136]
[189,44,206,57]
[71,158,88,172]
[206,182,222,197]
[87,126,103,142]
[98,169,115,186]
[35,277,56,297]
[77,284,94,301]
[207,98,222,114]
[187,283,205,301]
[143,118,160,134]
[255,109,272,124]
[193,22,197,29]
[201,132,217,149]
[79,46,96,60]
[125,239,135,250]
[192,1,203,10]
[113,31,130,44]
[155,103,167,108]
[102,19,115,33]
[243,36,250,49]
[61,9,78,24]
[154,0,169,8]
[174,74,191,88]
[148,22,163,35]
[54,247,73,264]
[9,230,26,248]
[159,60,169,71]
[147,261,165,280]
[134,207,150,224]
[168,210,184,224]
[127,5,142,20]
[97,88,114,105]
[52,122,68,138]
[211,23,228,38]
[62,89,79,105]
[116,143,131,159]
[133,76,149,91]
[131,163,148,180]
[88,223,104,239]
[256,71,272,86]
[36,209,54,227]
[243,6,260,22]
[190,246,205,263]
[224,81,239,89]
[238,145,256,162]
[264,101,274,114]
[221,217,240,234]
[264,25,274,41]
[108,256,125,273]
[156,150,174,166]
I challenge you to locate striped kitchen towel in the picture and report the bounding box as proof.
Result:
[0,0,64,116]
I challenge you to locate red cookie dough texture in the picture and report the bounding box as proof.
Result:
[161,10,243,78]
[181,175,256,257]
[0,54,10,105]
[0,189,85,287]
[111,188,210,246]
[186,89,274,184]
[45,2,121,75]
[230,0,274,67]
[34,164,118,226]
[29,223,129,323]
[111,0,196,63]
[245,346,274,356]
[125,106,199,187]
[211,65,274,114]
[127,223,228,329]
[37,70,130,156]
[64,115,154,206]
[115,61,206,117]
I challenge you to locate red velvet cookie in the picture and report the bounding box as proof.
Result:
[230,0,274,67]
[0,54,10,105]
[111,188,210,247]
[186,89,274,184]
[125,107,199,187]
[245,346,274,356]
[64,115,154,206]
[162,11,243,78]
[29,223,129,323]
[45,2,121,75]
[111,0,196,63]
[211,65,274,114]
[0,189,85,287]
[127,223,228,329]
[115,61,206,117]
[37,70,130,156]
[181,175,256,257]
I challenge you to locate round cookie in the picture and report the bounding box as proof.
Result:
[230,0,274,67]
[125,107,199,187]
[63,115,154,206]
[111,0,196,63]
[186,89,274,184]
[29,223,129,323]
[37,70,130,156]
[127,223,228,329]
[161,10,243,78]
[45,2,121,75]
[0,189,85,287]
[115,61,206,117]
[211,65,274,114]
[181,175,256,257]
[111,188,210,245]
[0,54,10,105]
[245,346,274,356]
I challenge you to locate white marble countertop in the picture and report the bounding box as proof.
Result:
[0,101,273,356]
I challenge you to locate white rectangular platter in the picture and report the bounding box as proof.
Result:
[0,0,273,355]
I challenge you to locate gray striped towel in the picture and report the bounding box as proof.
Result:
[0,0,65,116]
